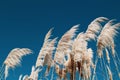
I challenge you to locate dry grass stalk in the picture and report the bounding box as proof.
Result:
[54,25,79,80]
[85,17,108,41]
[70,31,93,80]
[43,38,57,76]
[105,48,110,63]
[35,28,53,67]
[54,25,79,65]
[97,20,120,57]
[35,28,57,77]
[1,17,120,80]
[4,48,32,79]
[72,32,87,78]
[106,65,113,80]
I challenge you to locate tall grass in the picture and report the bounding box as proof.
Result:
[0,17,120,80]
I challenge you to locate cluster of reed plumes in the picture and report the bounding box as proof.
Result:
[0,17,120,80]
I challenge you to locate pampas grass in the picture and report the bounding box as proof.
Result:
[35,28,57,79]
[2,48,32,80]
[85,17,108,41]
[54,24,79,65]
[35,28,57,68]
[96,19,120,80]
[72,32,94,80]
[0,17,120,80]
[35,28,53,68]
[54,25,79,79]
[97,19,120,57]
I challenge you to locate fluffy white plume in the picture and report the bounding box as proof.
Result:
[36,28,57,68]
[72,32,93,79]
[97,20,120,57]
[85,17,108,41]
[72,32,88,62]
[43,28,53,46]
[43,38,57,76]
[35,28,53,67]
[43,39,57,75]
[54,25,79,64]
[4,48,32,79]
[43,38,57,66]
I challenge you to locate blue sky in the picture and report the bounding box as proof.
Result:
[0,0,120,80]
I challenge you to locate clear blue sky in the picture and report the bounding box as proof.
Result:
[0,0,120,80]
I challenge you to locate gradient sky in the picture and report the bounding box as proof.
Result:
[0,0,120,80]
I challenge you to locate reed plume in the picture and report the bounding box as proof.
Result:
[3,48,32,79]
[35,28,57,77]
[72,32,93,79]
[97,20,120,57]
[54,25,79,80]
[54,25,79,65]
[85,17,108,41]
[96,19,120,80]
[35,28,53,67]
[1,17,120,80]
